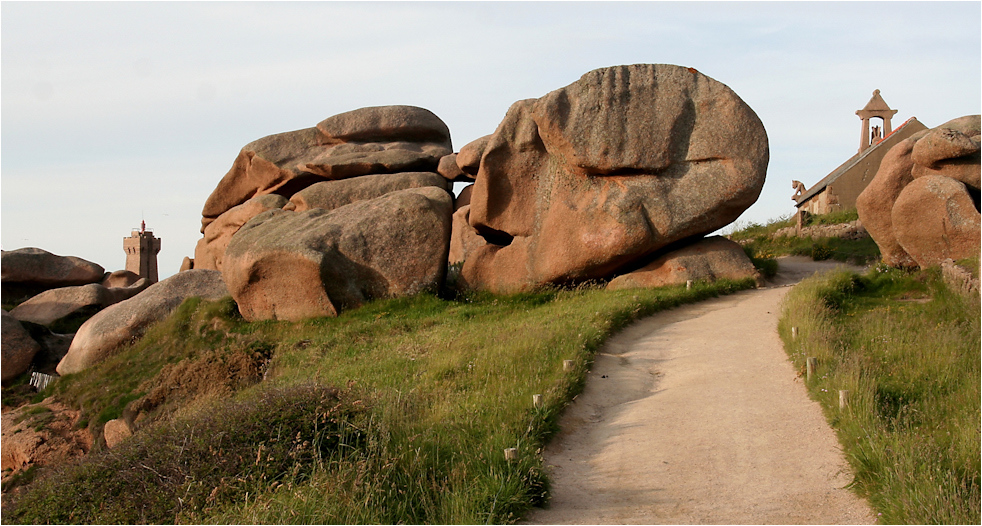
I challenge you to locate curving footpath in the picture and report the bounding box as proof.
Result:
[524,257,875,524]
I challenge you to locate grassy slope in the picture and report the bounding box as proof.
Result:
[3,278,757,524]
[779,267,980,524]
[730,209,881,266]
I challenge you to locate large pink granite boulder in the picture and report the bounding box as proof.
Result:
[910,116,981,191]
[460,64,768,293]
[57,270,228,375]
[222,187,453,322]
[607,236,757,290]
[9,279,150,330]
[892,176,981,269]
[856,134,925,268]
[858,115,981,269]
[1,248,105,288]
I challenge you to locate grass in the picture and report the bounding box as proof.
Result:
[779,266,980,524]
[728,209,880,266]
[2,276,757,524]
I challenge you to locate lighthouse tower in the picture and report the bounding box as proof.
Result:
[124,220,161,283]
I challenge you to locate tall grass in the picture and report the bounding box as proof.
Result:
[3,277,756,524]
[779,267,980,524]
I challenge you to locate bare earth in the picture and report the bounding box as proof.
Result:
[524,257,875,525]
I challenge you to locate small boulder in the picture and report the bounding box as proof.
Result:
[438,153,471,182]
[223,187,453,321]
[891,175,981,269]
[2,311,41,382]
[57,270,229,375]
[101,270,143,289]
[201,148,312,231]
[457,135,491,177]
[103,419,133,449]
[607,236,758,290]
[285,172,448,212]
[316,105,452,148]
[200,107,453,229]
[911,126,980,168]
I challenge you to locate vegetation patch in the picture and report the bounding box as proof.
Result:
[2,277,756,524]
[3,384,365,524]
[779,266,980,524]
[728,210,880,266]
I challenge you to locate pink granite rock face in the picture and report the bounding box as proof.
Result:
[222,187,453,322]
[892,176,981,269]
[460,64,769,293]
[199,106,453,232]
[858,114,981,269]
[195,194,289,271]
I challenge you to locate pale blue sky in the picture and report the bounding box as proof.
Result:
[3,1,980,278]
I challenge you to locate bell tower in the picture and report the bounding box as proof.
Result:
[124,220,162,283]
[856,89,898,153]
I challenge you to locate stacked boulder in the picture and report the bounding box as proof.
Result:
[1,248,130,382]
[188,64,767,321]
[452,64,768,292]
[191,106,457,321]
[857,115,981,269]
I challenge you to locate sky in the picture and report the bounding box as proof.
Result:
[2,1,980,279]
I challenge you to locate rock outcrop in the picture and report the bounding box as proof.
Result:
[858,115,981,269]
[57,270,229,375]
[457,64,768,292]
[607,236,758,290]
[2,311,41,382]
[223,187,452,321]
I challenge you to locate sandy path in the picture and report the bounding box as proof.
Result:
[524,257,874,525]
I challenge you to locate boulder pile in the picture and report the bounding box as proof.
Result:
[857,115,981,269]
[184,64,767,320]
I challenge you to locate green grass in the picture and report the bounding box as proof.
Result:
[779,267,980,524]
[3,277,757,524]
[728,210,880,266]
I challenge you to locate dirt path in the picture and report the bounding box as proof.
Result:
[524,257,875,525]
